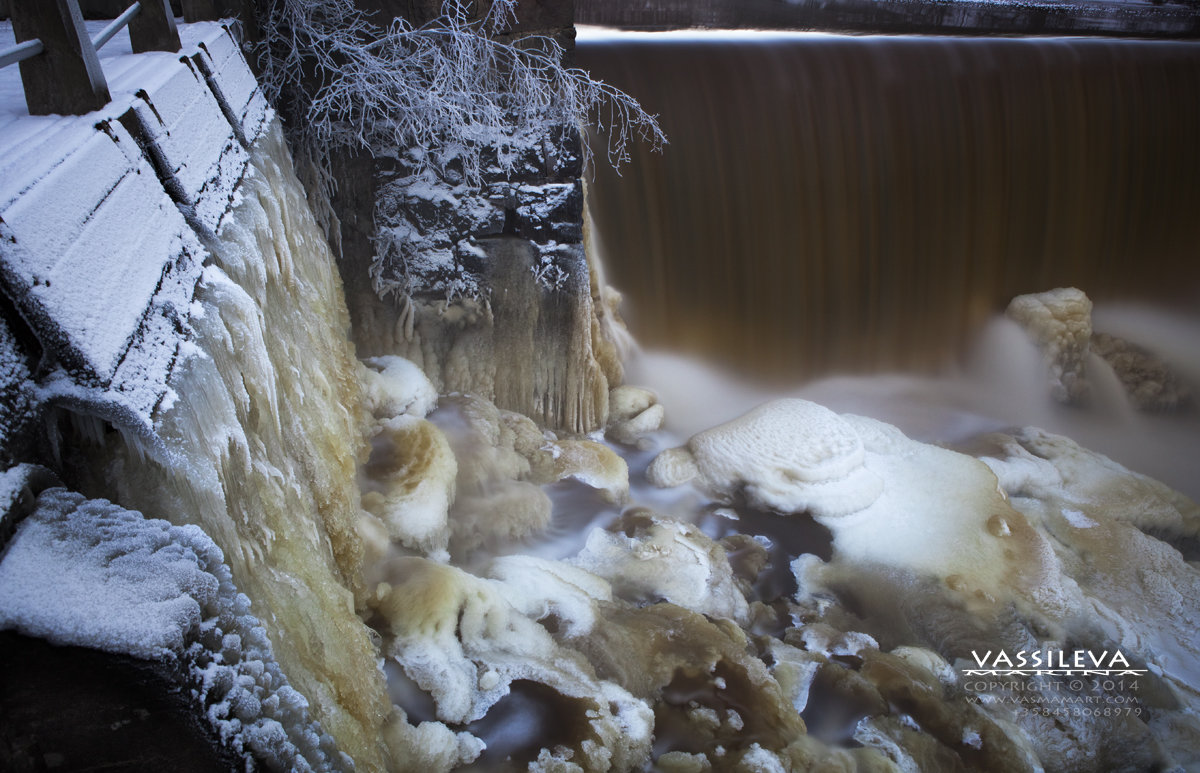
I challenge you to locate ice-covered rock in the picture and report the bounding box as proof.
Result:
[360,415,457,559]
[980,427,1200,697]
[647,398,884,517]
[487,554,613,638]
[430,394,629,556]
[1005,287,1093,404]
[573,509,750,624]
[1090,331,1192,412]
[369,556,654,768]
[361,355,439,419]
[781,415,1200,772]
[606,384,665,447]
[0,487,345,771]
[536,437,630,503]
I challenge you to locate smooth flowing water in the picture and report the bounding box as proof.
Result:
[578,28,1200,499]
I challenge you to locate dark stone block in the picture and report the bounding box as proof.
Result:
[496,0,575,35]
[513,180,583,243]
[0,632,248,772]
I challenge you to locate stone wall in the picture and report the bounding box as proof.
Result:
[329,0,620,433]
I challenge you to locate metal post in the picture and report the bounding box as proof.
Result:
[129,0,182,53]
[91,2,141,50]
[9,0,111,115]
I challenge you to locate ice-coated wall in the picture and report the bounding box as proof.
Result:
[325,0,624,435]
[0,23,392,770]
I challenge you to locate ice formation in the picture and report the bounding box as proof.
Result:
[0,487,345,771]
[360,355,440,419]
[1090,331,1193,412]
[47,121,398,769]
[1004,287,1198,413]
[605,384,665,447]
[1005,287,1094,404]
[647,398,884,517]
[572,509,750,624]
[360,414,458,560]
[369,555,655,769]
[349,171,624,434]
[413,393,629,558]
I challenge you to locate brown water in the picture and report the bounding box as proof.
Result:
[578,30,1200,384]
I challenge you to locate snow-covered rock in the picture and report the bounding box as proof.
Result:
[0,487,345,770]
[647,398,884,518]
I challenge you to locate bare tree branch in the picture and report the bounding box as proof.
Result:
[255,0,666,195]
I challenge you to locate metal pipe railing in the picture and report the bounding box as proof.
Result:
[2,0,181,115]
[0,37,44,70]
[92,2,142,51]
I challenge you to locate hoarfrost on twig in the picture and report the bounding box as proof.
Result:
[255,0,666,195]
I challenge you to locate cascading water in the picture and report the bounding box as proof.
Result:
[578,27,1200,500]
[578,29,1200,381]
[6,17,1200,773]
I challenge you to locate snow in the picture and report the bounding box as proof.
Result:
[184,25,274,147]
[0,315,33,448]
[0,117,196,383]
[0,486,219,658]
[0,486,346,770]
[0,21,275,445]
[112,49,250,234]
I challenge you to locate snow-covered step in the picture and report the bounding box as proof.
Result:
[0,22,274,439]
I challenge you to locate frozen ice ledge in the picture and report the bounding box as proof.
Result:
[0,21,272,457]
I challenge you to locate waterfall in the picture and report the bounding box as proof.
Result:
[578,30,1200,383]
[6,19,1200,773]
[55,121,393,770]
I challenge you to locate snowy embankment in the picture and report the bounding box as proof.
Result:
[0,484,344,770]
[0,21,354,770]
[0,20,270,453]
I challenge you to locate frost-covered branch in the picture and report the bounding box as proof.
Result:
[255,0,666,192]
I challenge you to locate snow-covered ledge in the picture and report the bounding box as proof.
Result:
[0,486,346,770]
[0,21,271,453]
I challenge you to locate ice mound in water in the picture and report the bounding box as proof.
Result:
[368,556,654,769]
[573,508,750,625]
[647,398,884,517]
[1006,287,1094,404]
[648,400,1063,610]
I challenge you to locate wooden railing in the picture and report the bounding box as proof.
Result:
[0,0,182,115]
